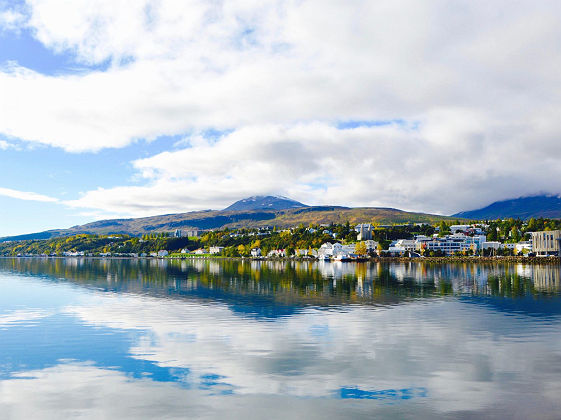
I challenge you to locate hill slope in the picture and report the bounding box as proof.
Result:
[453,195,561,220]
[1,205,459,242]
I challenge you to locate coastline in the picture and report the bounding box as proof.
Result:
[2,255,561,264]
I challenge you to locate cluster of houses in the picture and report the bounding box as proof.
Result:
[384,225,561,257]
[161,224,561,260]
[33,224,559,260]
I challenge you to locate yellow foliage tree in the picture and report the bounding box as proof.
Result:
[355,241,367,255]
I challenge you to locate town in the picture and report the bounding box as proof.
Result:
[2,218,561,260]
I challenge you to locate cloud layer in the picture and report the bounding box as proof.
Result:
[1,1,561,215]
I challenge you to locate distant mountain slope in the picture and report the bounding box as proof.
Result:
[0,203,459,242]
[224,195,308,211]
[453,195,561,220]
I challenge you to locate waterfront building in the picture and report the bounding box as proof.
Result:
[364,240,379,253]
[416,234,486,255]
[515,241,533,254]
[531,230,561,256]
[209,246,225,254]
[482,241,502,250]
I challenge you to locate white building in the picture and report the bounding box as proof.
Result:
[515,241,533,254]
[318,242,355,259]
[250,248,262,257]
[449,224,486,235]
[482,241,503,250]
[267,249,286,257]
[532,230,561,256]
[209,246,224,254]
[355,223,373,240]
[157,250,169,257]
[364,240,379,252]
[416,234,486,255]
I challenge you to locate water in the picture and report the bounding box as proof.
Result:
[1,258,561,419]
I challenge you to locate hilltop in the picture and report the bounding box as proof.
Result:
[224,195,308,211]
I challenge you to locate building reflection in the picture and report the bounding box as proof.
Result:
[0,258,560,308]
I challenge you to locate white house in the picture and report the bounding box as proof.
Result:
[267,249,286,257]
[157,250,169,257]
[449,224,486,235]
[250,248,262,257]
[483,241,503,250]
[209,246,224,254]
[318,242,355,259]
[364,240,379,252]
[515,241,533,254]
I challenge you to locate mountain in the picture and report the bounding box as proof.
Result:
[0,197,460,242]
[224,195,307,211]
[453,195,561,220]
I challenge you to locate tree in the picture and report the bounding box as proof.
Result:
[355,241,367,255]
[438,221,450,237]
[510,226,521,243]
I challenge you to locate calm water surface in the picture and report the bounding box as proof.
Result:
[1,258,561,419]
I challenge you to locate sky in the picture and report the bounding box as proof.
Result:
[1,0,561,236]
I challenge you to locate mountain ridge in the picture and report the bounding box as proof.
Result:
[0,197,459,242]
[453,195,561,220]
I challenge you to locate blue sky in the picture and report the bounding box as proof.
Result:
[1,1,561,237]
[0,22,185,234]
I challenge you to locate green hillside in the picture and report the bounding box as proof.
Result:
[1,206,462,242]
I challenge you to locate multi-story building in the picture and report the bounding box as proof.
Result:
[531,230,561,256]
[416,234,486,255]
[388,239,417,254]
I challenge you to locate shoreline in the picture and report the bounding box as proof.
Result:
[2,255,561,264]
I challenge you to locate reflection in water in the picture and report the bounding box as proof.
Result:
[1,258,561,419]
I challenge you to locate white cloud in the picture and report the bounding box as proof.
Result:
[57,278,561,414]
[0,187,58,202]
[0,8,25,31]
[0,309,50,326]
[1,1,561,211]
[66,119,561,215]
